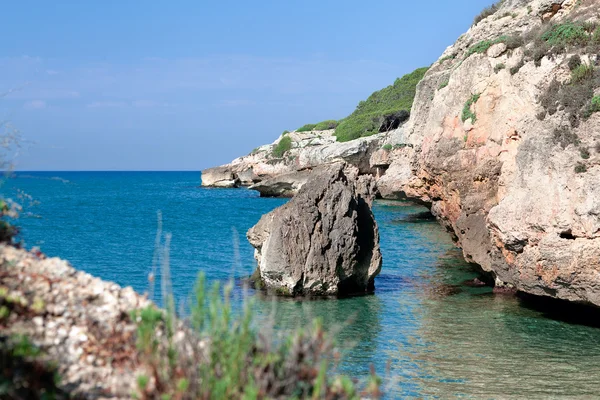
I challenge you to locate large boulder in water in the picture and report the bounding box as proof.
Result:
[247,163,382,296]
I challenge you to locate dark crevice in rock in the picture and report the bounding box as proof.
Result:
[559,230,577,240]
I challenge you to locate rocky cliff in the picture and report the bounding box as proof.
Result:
[204,0,600,307]
[380,0,600,305]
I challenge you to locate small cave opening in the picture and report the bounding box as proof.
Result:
[559,230,576,240]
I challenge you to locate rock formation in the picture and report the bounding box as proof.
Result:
[210,0,600,307]
[247,163,382,296]
[379,0,600,304]
[0,245,150,397]
[202,129,384,196]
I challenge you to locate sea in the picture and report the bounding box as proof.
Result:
[3,171,600,398]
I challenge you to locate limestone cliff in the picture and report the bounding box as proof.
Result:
[204,0,600,306]
[380,0,600,305]
[201,129,383,195]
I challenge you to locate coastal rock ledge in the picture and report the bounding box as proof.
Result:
[247,163,382,296]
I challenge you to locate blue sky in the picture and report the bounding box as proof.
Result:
[1,0,493,170]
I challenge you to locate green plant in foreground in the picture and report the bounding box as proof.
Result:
[272,135,292,158]
[494,63,506,73]
[580,147,590,159]
[281,130,290,136]
[131,216,381,399]
[0,335,64,399]
[382,144,393,151]
[462,93,481,123]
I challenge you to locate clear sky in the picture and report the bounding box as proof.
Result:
[1,0,493,171]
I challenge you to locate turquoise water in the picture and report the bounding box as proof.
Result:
[3,171,600,398]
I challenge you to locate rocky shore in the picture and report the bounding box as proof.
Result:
[0,244,150,398]
[204,0,600,307]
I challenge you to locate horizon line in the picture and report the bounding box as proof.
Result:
[10,170,203,172]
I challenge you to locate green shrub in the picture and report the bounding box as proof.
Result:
[504,34,524,50]
[335,67,428,142]
[462,93,481,123]
[466,36,508,57]
[594,26,600,43]
[571,63,594,83]
[540,65,600,125]
[510,60,525,75]
[281,130,290,136]
[575,162,587,173]
[130,221,382,400]
[0,200,19,243]
[0,335,65,399]
[541,22,590,47]
[568,55,582,71]
[494,63,506,73]
[439,54,457,63]
[272,136,292,158]
[553,127,580,149]
[382,144,393,151]
[580,147,591,159]
[314,120,338,130]
[296,124,317,132]
[591,95,600,113]
[438,77,450,89]
[473,0,505,26]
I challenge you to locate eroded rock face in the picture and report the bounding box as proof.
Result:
[248,169,314,197]
[0,245,150,397]
[201,166,240,188]
[201,129,384,193]
[379,0,600,305]
[247,164,382,296]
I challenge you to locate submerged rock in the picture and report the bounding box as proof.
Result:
[247,163,382,296]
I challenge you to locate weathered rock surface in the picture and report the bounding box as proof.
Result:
[201,166,240,188]
[0,245,199,399]
[202,129,385,196]
[247,164,382,296]
[208,0,600,307]
[379,0,600,305]
[248,169,314,197]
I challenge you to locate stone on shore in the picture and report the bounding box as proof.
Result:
[247,163,382,296]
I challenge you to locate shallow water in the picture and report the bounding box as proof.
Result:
[3,171,600,398]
